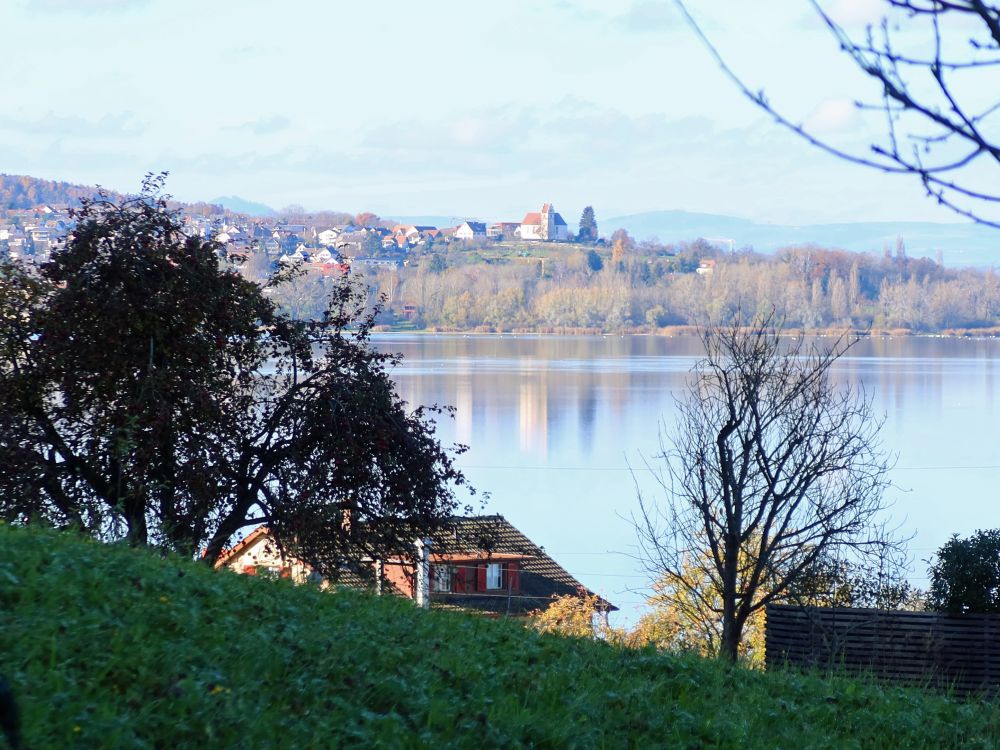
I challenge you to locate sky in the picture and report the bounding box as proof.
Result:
[0,0,991,225]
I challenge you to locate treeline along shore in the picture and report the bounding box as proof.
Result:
[275,238,1000,336]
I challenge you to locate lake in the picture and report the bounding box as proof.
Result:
[374,334,1000,625]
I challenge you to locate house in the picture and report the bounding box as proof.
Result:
[455,221,487,241]
[212,526,327,585]
[215,515,615,617]
[317,228,341,246]
[353,257,404,270]
[29,227,52,243]
[278,252,304,265]
[403,225,437,239]
[261,238,281,255]
[312,247,335,263]
[418,515,616,616]
[334,230,367,257]
[275,223,308,235]
[696,259,716,276]
[311,262,351,277]
[487,222,520,240]
[518,203,570,242]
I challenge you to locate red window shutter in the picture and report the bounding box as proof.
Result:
[507,562,520,592]
[476,564,487,591]
[464,565,476,593]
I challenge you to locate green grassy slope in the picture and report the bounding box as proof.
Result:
[1,523,997,749]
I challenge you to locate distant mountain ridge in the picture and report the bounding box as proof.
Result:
[604,210,1000,267]
[210,195,276,217]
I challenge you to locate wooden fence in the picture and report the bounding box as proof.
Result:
[765,604,1000,696]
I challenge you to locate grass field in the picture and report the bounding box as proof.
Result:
[1,523,997,749]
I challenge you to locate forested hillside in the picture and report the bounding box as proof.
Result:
[348,240,1000,333]
[0,174,109,209]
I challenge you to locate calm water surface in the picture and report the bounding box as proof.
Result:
[374,334,1000,624]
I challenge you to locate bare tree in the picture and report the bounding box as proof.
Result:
[674,1,1000,226]
[635,313,904,661]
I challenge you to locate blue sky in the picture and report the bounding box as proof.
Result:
[0,0,977,224]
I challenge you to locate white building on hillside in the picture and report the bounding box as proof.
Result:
[518,203,569,241]
[455,221,487,241]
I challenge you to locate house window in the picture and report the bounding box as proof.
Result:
[256,565,292,580]
[433,565,455,592]
[486,562,504,590]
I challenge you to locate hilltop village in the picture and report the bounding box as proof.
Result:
[0,200,579,271]
[4,192,1000,334]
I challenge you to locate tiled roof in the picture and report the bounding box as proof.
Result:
[213,525,271,566]
[428,515,616,615]
[521,212,541,226]
[211,515,615,616]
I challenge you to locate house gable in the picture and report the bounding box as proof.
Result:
[212,516,614,617]
[423,515,616,615]
[455,221,487,240]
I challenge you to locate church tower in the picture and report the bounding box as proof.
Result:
[541,203,555,241]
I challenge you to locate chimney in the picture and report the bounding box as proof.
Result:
[414,538,432,608]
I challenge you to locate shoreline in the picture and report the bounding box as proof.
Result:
[371,324,1000,339]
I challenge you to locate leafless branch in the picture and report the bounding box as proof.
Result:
[673,0,1000,227]
[634,311,906,661]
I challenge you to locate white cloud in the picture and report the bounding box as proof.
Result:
[617,1,678,33]
[0,111,146,138]
[804,98,860,133]
[230,115,291,136]
[818,0,884,27]
[451,117,490,147]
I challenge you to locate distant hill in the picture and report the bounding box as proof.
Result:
[210,195,276,217]
[604,210,1000,267]
[0,173,110,210]
[0,176,275,218]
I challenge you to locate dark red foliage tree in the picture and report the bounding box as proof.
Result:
[0,175,474,577]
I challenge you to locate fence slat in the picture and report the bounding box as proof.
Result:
[765,604,1000,696]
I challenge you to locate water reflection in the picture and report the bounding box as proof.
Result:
[375,334,1000,623]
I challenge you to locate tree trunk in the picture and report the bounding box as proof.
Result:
[124,497,148,548]
[201,493,255,565]
[719,535,740,662]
